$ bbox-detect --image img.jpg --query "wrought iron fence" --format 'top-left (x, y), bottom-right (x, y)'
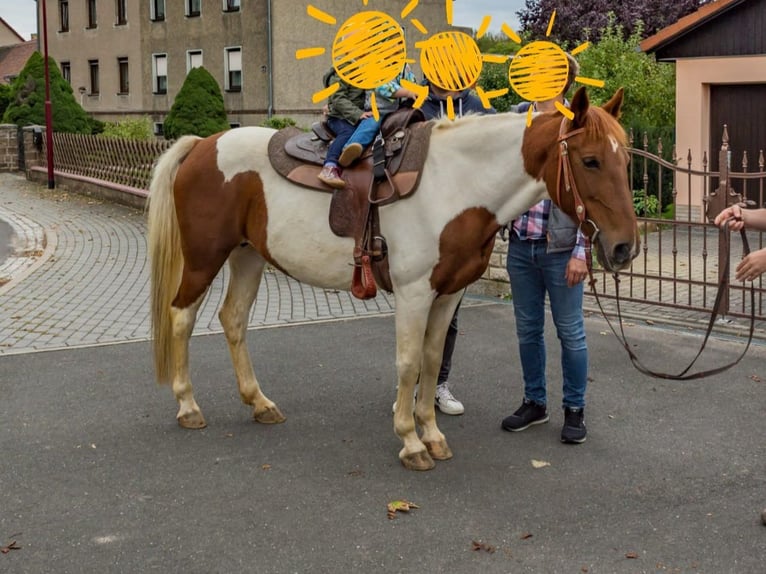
top-left (588, 126), bottom-right (766, 322)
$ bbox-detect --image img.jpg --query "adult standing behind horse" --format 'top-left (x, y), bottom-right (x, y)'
top-left (501, 54), bottom-right (592, 444)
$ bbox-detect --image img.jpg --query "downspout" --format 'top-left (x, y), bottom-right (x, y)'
top-left (267, 0), bottom-right (274, 119)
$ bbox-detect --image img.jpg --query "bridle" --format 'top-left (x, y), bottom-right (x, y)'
top-left (553, 120), bottom-right (754, 380)
top-left (554, 118), bottom-right (601, 245)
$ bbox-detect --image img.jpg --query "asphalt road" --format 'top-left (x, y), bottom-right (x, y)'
top-left (1, 304), bottom-right (764, 573)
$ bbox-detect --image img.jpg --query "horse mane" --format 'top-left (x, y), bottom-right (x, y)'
top-left (431, 113), bottom-right (484, 131)
top-left (577, 106), bottom-right (628, 146)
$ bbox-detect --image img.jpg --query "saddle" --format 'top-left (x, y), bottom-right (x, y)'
top-left (268, 108), bottom-right (433, 299)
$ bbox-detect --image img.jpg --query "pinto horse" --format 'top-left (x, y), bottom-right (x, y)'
top-left (147, 87), bottom-right (639, 471)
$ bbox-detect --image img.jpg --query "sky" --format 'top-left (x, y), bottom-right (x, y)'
top-left (1, 0), bottom-right (526, 43)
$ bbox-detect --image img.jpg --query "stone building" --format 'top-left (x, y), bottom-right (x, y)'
top-left (38, 0), bottom-right (449, 133)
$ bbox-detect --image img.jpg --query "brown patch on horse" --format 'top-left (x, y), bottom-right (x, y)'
top-left (171, 133), bottom-right (278, 307)
top-left (430, 207), bottom-right (500, 294)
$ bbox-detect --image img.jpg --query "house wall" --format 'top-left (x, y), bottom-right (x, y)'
top-left (675, 54), bottom-right (766, 220)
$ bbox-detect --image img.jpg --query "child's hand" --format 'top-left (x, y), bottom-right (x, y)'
top-left (360, 111), bottom-right (374, 119)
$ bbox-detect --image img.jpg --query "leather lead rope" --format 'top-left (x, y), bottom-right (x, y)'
top-left (589, 223), bottom-right (755, 380)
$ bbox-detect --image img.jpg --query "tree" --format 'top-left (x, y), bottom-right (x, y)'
top-left (0, 84), bottom-right (11, 119)
top-left (162, 67), bottom-right (229, 140)
top-left (2, 51), bottom-right (92, 133)
top-left (518, 0), bottom-right (713, 45)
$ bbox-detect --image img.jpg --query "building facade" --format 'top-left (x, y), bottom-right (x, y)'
top-left (39, 0), bottom-right (449, 133)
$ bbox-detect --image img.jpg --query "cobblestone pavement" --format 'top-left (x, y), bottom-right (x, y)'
top-left (1, 172), bottom-right (764, 357)
top-left (0, 173), bottom-right (396, 355)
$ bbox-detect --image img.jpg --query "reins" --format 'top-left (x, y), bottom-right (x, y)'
top-left (588, 223), bottom-right (755, 380)
top-left (554, 117), bottom-right (754, 379)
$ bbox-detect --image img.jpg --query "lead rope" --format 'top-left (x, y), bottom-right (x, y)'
top-left (588, 222), bottom-right (754, 380)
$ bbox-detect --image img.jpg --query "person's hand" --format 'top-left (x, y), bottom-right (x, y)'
top-left (714, 204), bottom-right (745, 231)
top-left (565, 257), bottom-right (589, 287)
top-left (321, 104), bottom-right (329, 116)
top-left (735, 247), bottom-right (766, 282)
top-left (360, 111), bottom-right (374, 119)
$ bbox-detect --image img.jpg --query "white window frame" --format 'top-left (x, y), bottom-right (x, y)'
top-left (224, 46), bottom-right (242, 92)
top-left (152, 53), bottom-right (168, 95)
top-left (116, 0), bottom-right (128, 25)
top-left (186, 0), bottom-right (201, 17)
top-left (150, 0), bottom-right (165, 21)
top-left (186, 50), bottom-right (203, 73)
top-left (153, 122), bottom-right (164, 136)
top-left (223, 0), bottom-right (240, 12)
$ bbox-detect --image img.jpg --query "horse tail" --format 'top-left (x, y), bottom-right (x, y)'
top-left (147, 135), bottom-right (201, 384)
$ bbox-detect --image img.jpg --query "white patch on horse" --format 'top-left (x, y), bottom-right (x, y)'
top-left (608, 134), bottom-right (620, 154)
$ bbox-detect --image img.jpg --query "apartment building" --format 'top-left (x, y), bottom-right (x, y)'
top-left (39, 0), bottom-right (449, 133)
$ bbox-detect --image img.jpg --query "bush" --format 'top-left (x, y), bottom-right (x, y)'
top-left (0, 84), bottom-right (11, 119)
top-left (162, 66), bottom-right (229, 140)
top-left (633, 189), bottom-right (660, 218)
top-left (2, 51), bottom-right (92, 133)
top-left (261, 116), bottom-right (297, 130)
top-left (100, 117), bottom-right (153, 140)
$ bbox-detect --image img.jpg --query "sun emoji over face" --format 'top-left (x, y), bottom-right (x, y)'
top-left (502, 10), bottom-right (605, 126)
top-left (297, 0), bottom-right (507, 121)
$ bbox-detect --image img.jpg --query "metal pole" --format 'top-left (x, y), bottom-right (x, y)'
top-left (41, 0), bottom-right (55, 189)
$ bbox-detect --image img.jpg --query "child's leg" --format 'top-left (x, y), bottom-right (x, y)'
top-left (345, 117), bottom-right (381, 149)
top-left (326, 117), bottom-right (357, 165)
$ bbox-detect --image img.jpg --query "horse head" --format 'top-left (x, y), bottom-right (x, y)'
top-left (524, 87), bottom-right (640, 272)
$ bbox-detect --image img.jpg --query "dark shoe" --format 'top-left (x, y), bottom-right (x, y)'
top-left (318, 165), bottom-right (345, 189)
top-left (501, 399), bottom-right (549, 432)
top-left (561, 407), bottom-right (587, 444)
top-left (338, 142), bottom-right (363, 167)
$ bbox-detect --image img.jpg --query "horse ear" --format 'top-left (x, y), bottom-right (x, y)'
top-left (569, 86), bottom-right (590, 129)
top-left (602, 88), bottom-right (624, 120)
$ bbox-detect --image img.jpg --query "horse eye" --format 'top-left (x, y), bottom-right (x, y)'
top-left (583, 157), bottom-right (600, 169)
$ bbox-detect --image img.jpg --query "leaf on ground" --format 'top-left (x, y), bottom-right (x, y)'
top-left (1, 540), bottom-right (21, 554)
top-left (387, 499), bottom-right (419, 519)
top-left (471, 540), bottom-right (496, 553)
top-left (261, 464), bottom-right (271, 470)
top-left (520, 532), bottom-right (533, 540)
top-left (625, 551), bottom-right (639, 559)
top-left (531, 459), bottom-right (550, 469)
top-left (750, 374), bottom-right (762, 382)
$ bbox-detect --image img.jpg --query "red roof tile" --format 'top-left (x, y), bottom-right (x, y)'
top-left (0, 41), bottom-right (37, 85)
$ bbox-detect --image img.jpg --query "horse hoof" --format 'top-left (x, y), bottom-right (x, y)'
top-left (254, 405), bottom-right (286, 424)
top-left (400, 449), bottom-right (435, 471)
top-left (424, 439), bottom-right (453, 461)
top-left (178, 411), bottom-right (207, 429)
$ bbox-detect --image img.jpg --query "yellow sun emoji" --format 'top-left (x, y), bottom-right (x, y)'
top-left (503, 10), bottom-right (605, 126)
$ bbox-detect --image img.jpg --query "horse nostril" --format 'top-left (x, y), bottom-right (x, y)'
top-left (613, 243), bottom-right (633, 265)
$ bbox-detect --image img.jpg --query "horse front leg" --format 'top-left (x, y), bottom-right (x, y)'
top-left (416, 292), bottom-right (462, 461)
top-left (393, 290), bottom-right (436, 471)
top-left (219, 246), bottom-right (285, 424)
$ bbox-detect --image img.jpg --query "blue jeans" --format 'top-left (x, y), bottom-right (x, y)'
top-left (345, 117), bottom-right (381, 149)
top-left (506, 235), bottom-right (588, 408)
top-left (325, 116), bottom-right (357, 165)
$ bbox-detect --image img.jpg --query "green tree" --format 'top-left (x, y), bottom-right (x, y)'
top-left (162, 67), bottom-right (229, 139)
top-left (0, 84), bottom-right (12, 119)
top-left (2, 51), bottom-right (91, 133)
top-left (100, 116), bottom-right (153, 140)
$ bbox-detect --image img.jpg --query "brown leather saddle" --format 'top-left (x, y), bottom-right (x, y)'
top-left (268, 108), bottom-right (433, 299)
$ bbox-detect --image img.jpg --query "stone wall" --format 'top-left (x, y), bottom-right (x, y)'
top-left (0, 124), bottom-right (19, 171)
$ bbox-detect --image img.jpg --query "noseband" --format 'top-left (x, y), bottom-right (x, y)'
top-left (554, 118), bottom-right (600, 244)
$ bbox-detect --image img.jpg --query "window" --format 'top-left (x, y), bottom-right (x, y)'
top-left (88, 60), bottom-right (99, 95)
top-left (153, 122), bottom-right (164, 137)
top-left (87, 0), bottom-right (97, 28)
top-left (224, 47), bottom-right (242, 92)
top-left (150, 0), bottom-right (165, 21)
top-left (186, 0), bottom-right (201, 17)
top-left (187, 50), bottom-right (203, 73)
top-left (116, 0), bottom-right (127, 25)
top-left (153, 54), bottom-right (168, 94)
top-left (58, 1), bottom-right (69, 32)
top-left (61, 62), bottom-right (71, 84)
top-left (223, 0), bottom-right (240, 12)
top-left (229, 122), bottom-right (241, 129)
top-left (118, 58), bottom-right (129, 94)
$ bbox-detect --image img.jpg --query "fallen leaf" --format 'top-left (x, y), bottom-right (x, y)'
top-left (471, 540), bottom-right (496, 553)
top-left (750, 374), bottom-right (762, 383)
top-left (1, 540), bottom-right (21, 554)
top-left (625, 552), bottom-right (639, 559)
top-left (261, 464), bottom-right (271, 470)
top-left (520, 532), bottom-right (533, 540)
top-left (645, 319), bottom-right (655, 325)
top-left (531, 459), bottom-right (550, 469)
top-left (224, 433), bottom-right (234, 438)
top-left (387, 499), bottom-right (419, 519)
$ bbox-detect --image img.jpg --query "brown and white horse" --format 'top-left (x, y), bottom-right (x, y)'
top-left (147, 87), bottom-right (639, 471)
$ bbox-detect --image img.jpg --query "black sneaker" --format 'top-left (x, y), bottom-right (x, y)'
top-left (561, 407), bottom-right (587, 444)
top-left (501, 399), bottom-right (549, 432)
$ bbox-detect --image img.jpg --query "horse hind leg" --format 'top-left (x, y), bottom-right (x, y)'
top-left (219, 245), bottom-right (285, 425)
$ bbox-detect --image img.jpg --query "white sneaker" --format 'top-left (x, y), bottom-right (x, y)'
top-left (435, 383), bottom-right (464, 415)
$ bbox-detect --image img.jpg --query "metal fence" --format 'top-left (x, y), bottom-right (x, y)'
top-left (588, 126), bottom-right (766, 322)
